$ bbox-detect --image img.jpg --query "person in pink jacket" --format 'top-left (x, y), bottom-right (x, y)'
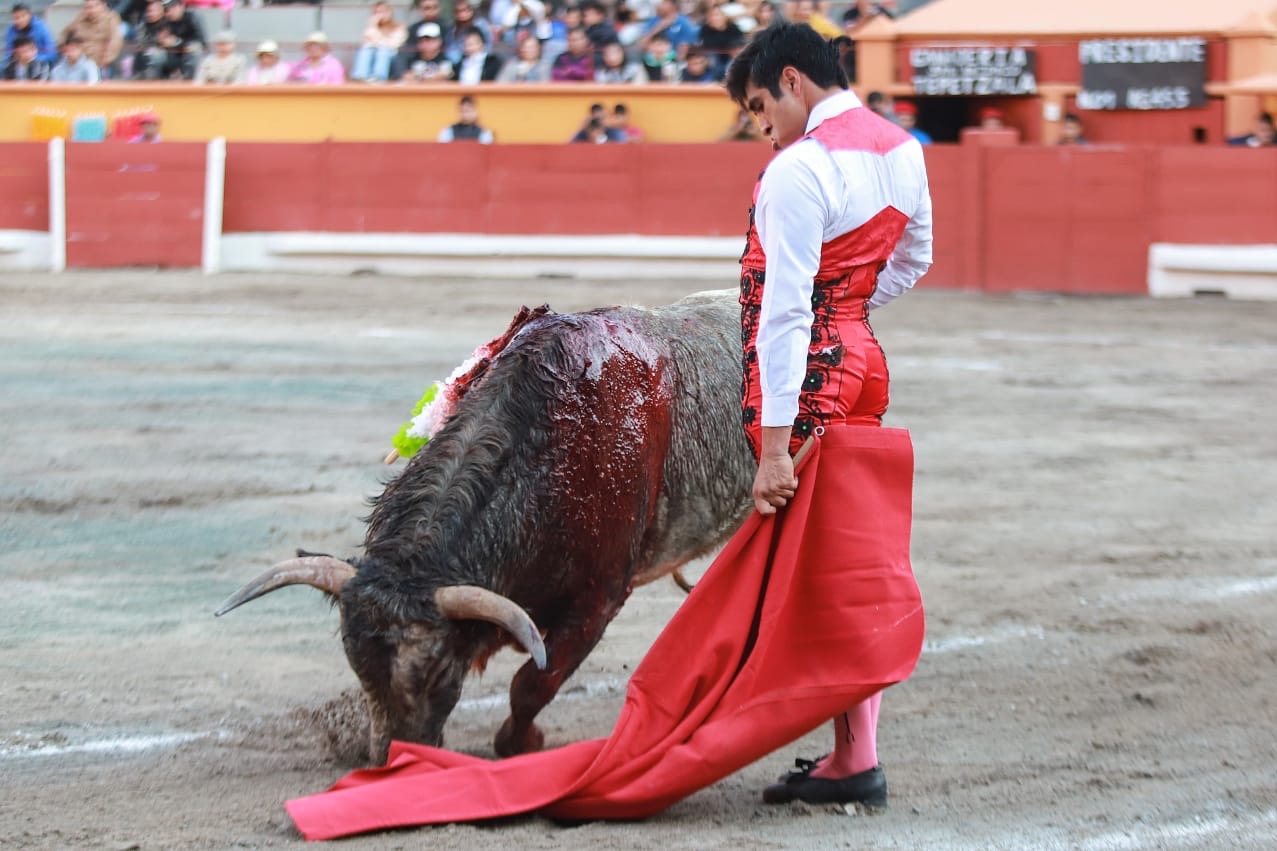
top-left (288, 31), bottom-right (345, 84)
top-left (351, 2), bottom-right (406, 82)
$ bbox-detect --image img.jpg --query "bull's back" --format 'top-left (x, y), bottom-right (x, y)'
top-left (627, 291), bottom-right (755, 582)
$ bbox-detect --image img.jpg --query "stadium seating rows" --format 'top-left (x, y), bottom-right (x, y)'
top-left (41, 0), bottom-right (416, 74)
top-left (37, 0), bottom-right (935, 80)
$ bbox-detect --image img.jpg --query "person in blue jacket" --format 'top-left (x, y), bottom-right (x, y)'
top-left (5, 2), bottom-right (58, 64)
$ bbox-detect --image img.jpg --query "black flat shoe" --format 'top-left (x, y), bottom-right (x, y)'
top-left (762, 763), bottom-right (887, 807)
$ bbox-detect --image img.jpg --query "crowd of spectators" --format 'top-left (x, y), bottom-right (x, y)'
top-left (1, 0), bottom-right (901, 85)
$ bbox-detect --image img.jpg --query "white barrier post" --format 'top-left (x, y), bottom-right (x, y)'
top-left (47, 137), bottom-right (66, 273)
top-left (202, 137), bottom-right (226, 275)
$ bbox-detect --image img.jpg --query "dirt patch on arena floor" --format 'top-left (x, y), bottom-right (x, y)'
top-left (1, 271), bottom-right (1275, 849)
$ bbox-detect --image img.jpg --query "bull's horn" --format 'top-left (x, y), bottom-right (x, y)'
top-left (434, 586), bottom-right (548, 671)
top-left (214, 556), bottom-right (356, 617)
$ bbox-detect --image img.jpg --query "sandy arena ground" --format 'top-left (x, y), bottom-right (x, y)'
top-left (1, 270), bottom-right (1275, 850)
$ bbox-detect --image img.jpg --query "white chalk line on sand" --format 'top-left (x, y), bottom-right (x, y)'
top-left (923, 624), bottom-right (1046, 654)
top-left (0, 730), bottom-right (227, 761)
top-left (1097, 573), bottom-right (1277, 607)
top-left (1071, 808), bottom-right (1277, 851)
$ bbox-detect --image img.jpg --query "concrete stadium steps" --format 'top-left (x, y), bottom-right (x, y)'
top-left (227, 5), bottom-right (321, 43)
top-left (317, 5), bottom-right (376, 45)
top-left (192, 6), bottom-right (232, 39)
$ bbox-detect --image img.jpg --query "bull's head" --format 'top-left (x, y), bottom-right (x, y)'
top-left (215, 556), bottom-right (546, 763)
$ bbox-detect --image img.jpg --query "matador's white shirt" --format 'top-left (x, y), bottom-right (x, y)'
top-left (754, 89), bottom-right (933, 427)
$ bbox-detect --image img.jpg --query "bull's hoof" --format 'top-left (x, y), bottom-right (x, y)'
top-left (494, 718), bottom-right (544, 757)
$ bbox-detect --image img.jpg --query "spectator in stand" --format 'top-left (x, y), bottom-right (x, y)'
top-left (614, 0), bottom-right (645, 45)
top-left (129, 0), bottom-right (167, 79)
top-left (115, 0), bottom-right (152, 42)
top-left (695, 4), bottom-right (743, 79)
top-left (128, 112), bottom-right (161, 142)
top-left (581, 0), bottom-right (617, 49)
top-left (866, 90), bottom-right (896, 122)
top-left (452, 28), bottom-right (500, 82)
top-left (718, 105), bottom-right (765, 141)
top-left (637, 0), bottom-right (696, 61)
top-left (288, 32), bottom-right (345, 84)
top-left (443, 0), bottom-right (491, 65)
top-left (979, 106), bottom-right (1004, 130)
top-left (437, 95), bottom-right (494, 143)
top-left (398, 0), bottom-right (448, 76)
top-left (894, 101), bottom-right (931, 145)
top-left (641, 31), bottom-right (678, 81)
top-left (541, 1), bottom-right (577, 60)
top-left (245, 39), bottom-right (289, 85)
top-left (154, 0), bottom-right (205, 80)
top-left (842, 0), bottom-right (893, 32)
top-left (594, 39), bottom-right (644, 83)
top-left (502, 0), bottom-right (550, 49)
top-left (716, 0), bottom-right (757, 32)
top-left (6, 2), bottom-right (57, 65)
top-left (550, 26), bottom-right (593, 81)
top-left (1227, 113), bottom-right (1274, 147)
top-left (184, 0), bottom-right (231, 12)
top-left (487, 0), bottom-right (511, 41)
top-left (572, 113), bottom-right (625, 143)
top-left (679, 46), bottom-right (715, 83)
top-left (400, 24), bottom-right (453, 82)
top-left (352, 1), bottom-right (406, 82)
top-left (2, 34), bottom-right (50, 79)
top-left (1058, 112), bottom-right (1089, 145)
top-left (789, 0), bottom-right (839, 39)
top-left (753, 1), bottom-right (779, 30)
top-left (609, 102), bottom-right (644, 140)
top-left (61, 0), bottom-right (121, 77)
top-left (830, 34), bottom-right (856, 80)
top-left (195, 30), bottom-right (245, 83)
top-left (497, 35), bottom-right (549, 81)
top-left (50, 34), bottom-right (99, 82)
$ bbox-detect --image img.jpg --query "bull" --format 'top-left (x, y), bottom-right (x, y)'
top-left (216, 290), bottom-right (754, 761)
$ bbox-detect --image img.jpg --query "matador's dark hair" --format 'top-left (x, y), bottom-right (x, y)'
top-left (725, 22), bottom-right (848, 106)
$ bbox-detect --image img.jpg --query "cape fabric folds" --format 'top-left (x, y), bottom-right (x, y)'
top-left (287, 426), bottom-right (925, 841)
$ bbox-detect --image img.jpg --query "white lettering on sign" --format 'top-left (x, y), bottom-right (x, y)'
top-left (1125, 86), bottom-right (1192, 110)
top-left (1078, 37), bottom-right (1206, 65)
top-left (1076, 89), bottom-right (1119, 110)
top-left (909, 46), bottom-right (1037, 97)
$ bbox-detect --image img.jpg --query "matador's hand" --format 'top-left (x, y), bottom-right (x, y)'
top-left (752, 452), bottom-right (797, 515)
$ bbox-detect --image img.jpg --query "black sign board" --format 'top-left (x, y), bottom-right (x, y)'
top-left (1077, 38), bottom-right (1207, 110)
top-left (910, 47), bottom-right (1038, 97)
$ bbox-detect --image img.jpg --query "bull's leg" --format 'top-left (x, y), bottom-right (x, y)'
top-left (495, 598), bottom-right (626, 757)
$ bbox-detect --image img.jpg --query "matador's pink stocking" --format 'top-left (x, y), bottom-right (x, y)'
top-left (811, 692), bottom-right (882, 779)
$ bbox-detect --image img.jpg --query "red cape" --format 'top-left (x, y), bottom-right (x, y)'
top-left (287, 426), bottom-right (924, 840)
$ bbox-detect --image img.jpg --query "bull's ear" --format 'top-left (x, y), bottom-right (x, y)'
top-left (434, 586), bottom-right (548, 670)
top-left (215, 556), bottom-right (356, 616)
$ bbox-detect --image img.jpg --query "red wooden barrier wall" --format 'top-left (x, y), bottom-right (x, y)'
top-left (923, 144), bottom-right (1277, 294)
top-left (65, 142), bottom-right (205, 268)
top-left (0, 143), bottom-right (49, 232)
top-left (222, 143), bottom-right (773, 237)
top-left (12, 141), bottom-right (1277, 287)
